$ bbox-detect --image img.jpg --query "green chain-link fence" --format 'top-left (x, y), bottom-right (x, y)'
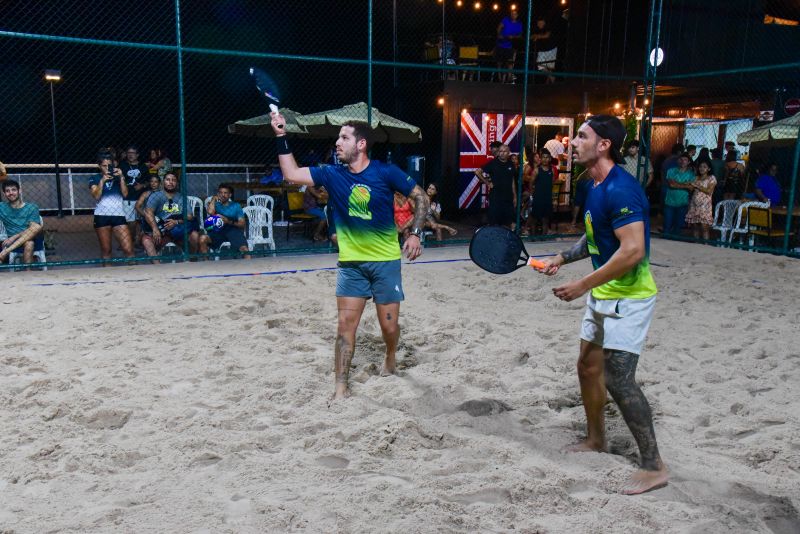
top-left (1, 0), bottom-right (798, 270)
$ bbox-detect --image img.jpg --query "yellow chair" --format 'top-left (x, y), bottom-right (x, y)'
top-left (747, 206), bottom-right (792, 247)
top-left (459, 46), bottom-right (480, 81)
top-left (285, 191), bottom-right (316, 241)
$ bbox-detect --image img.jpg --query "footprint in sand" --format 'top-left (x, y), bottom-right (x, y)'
top-left (456, 398), bottom-right (513, 417)
top-left (444, 488), bottom-right (512, 505)
top-left (315, 455), bottom-right (349, 469)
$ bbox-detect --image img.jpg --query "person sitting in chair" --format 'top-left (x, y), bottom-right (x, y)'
top-left (205, 183), bottom-right (251, 259)
top-left (303, 184), bottom-right (330, 242)
top-left (0, 180), bottom-right (44, 266)
top-left (423, 183), bottom-right (457, 240)
top-left (142, 172), bottom-right (206, 262)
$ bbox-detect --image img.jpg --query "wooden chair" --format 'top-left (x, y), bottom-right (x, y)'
top-left (285, 191), bottom-right (316, 241)
top-left (747, 206), bottom-right (793, 247)
top-left (459, 46), bottom-right (480, 81)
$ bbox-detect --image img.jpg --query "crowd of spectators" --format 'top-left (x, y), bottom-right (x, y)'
top-left (425, 5), bottom-right (568, 84)
top-left (651, 139), bottom-right (787, 242)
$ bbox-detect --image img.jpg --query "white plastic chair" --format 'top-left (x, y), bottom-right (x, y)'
top-left (711, 200), bottom-right (740, 244)
top-left (186, 196), bottom-right (203, 223)
top-left (247, 194), bottom-right (274, 212)
top-left (729, 200), bottom-right (769, 246)
top-left (243, 205), bottom-right (275, 252)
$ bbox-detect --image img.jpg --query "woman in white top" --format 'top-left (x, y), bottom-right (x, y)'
top-left (424, 183), bottom-right (457, 241)
top-left (89, 154), bottom-right (134, 263)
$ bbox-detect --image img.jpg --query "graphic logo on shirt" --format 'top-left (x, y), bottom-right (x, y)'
top-left (104, 180), bottom-right (114, 191)
top-left (161, 199), bottom-right (181, 215)
top-left (613, 206), bottom-right (633, 220)
top-left (584, 211), bottom-right (600, 255)
top-left (348, 184), bottom-right (372, 220)
top-left (126, 167), bottom-right (142, 186)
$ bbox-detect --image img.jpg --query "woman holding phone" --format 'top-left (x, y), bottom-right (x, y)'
top-left (89, 153), bottom-right (135, 264)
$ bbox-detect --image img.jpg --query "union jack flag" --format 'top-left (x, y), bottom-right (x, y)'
top-left (458, 112), bottom-right (522, 210)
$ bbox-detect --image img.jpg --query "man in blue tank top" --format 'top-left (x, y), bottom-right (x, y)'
top-left (539, 115), bottom-right (668, 495)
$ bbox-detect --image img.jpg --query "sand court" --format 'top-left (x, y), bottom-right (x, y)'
top-left (0, 241), bottom-right (799, 532)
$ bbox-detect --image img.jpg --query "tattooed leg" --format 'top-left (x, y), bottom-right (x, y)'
top-left (376, 302), bottom-right (401, 376)
top-left (604, 349), bottom-right (669, 494)
top-left (333, 297), bottom-right (367, 400)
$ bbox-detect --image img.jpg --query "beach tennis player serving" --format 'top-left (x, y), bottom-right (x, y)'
top-left (537, 115), bottom-right (669, 495)
top-left (270, 112), bottom-right (429, 401)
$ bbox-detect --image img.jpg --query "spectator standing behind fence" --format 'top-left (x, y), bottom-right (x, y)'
top-left (724, 141), bottom-right (739, 162)
top-left (475, 143), bottom-right (517, 228)
top-left (544, 132), bottom-right (566, 164)
top-left (0, 180), bottom-right (44, 265)
top-left (120, 145), bottom-right (150, 248)
top-left (709, 148), bottom-right (725, 206)
top-left (754, 163), bottom-right (781, 206)
top-left (722, 152), bottom-right (746, 200)
top-left (494, 7), bottom-right (523, 83)
top-left (205, 183), bottom-right (251, 259)
top-left (570, 169), bottom-right (592, 230)
top-left (527, 149), bottom-right (557, 235)
top-left (685, 160), bottom-right (717, 241)
top-left (90, 155), bottom-right (134, 264)
top-left (620, 140), bottom-right (653, 190)
top-left (147, 148), bottom-right (172, 179)
top-left (142, 172), bottom-right (207, 261)
top-left (663, 153), bottom-right (695, 236)
top-left (532, 17), bottom-right (557, 83)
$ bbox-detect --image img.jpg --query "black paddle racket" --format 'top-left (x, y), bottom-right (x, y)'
top-left (469, 225), bottom-right (546, 274)
top-left (250, 67), bottom-right (282, 128)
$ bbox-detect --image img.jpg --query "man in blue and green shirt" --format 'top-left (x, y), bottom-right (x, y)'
top-left (540, 115), bottom-right (668, 495)
top-left (271, 115), bottom-right (429, 401)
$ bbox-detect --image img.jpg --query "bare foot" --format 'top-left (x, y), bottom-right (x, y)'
top-left (621, 466), bottom-right (669, 495)
top-left (380, 360), bottom-right (396, 377)
top-left (447, 227), bottom-right (457, 236)
top-left (563, 439), bottom-right (606, 453)
top-left (329, 383), bottom-right (351, 402)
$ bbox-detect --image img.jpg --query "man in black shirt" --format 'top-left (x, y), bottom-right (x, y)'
top-left (119, 145), bottom-right (150, 245)
top-left (475, 143), bottom-right (517, 228)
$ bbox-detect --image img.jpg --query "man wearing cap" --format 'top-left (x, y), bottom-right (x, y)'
top-left (539, 115), bottom-right (668, 495)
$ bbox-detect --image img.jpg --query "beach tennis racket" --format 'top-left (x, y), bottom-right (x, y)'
top-left (469, 226), bottom-right (546, 274)
top-left (250, 67), bottom-right (283, 129)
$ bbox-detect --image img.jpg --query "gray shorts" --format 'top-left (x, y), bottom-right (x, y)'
top-left (580, 294), bottom-right (656, 355)
top-left (122, 200), bottom-right (138, 222)
top-left (336, 260), bottom-right (404, 304)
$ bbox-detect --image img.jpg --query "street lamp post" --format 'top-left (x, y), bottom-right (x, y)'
top-left (45, 69), bottom-right (63, 218)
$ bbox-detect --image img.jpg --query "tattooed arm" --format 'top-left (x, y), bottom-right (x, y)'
top-left (540, 234), bottom-right (589, 276)
top-left (402, 185), bottom-right (429, 261)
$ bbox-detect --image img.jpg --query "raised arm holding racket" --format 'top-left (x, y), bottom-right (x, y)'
top-left (263, 73), bottom-right (429, 401)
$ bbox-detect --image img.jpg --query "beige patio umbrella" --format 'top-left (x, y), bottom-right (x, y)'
top-left (737, 113), bottom-right (800, 144)
top-left (227, 107), bottom-right (320, 138)
top-left (295, 102), bottom-right (422, 144)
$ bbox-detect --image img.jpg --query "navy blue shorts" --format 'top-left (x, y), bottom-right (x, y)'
top-left (93, 215), bottom-right (127, 228)
top-left (336, 260), bottom-right (404, 304)
top-left (1, 235), bottom-right (44, 252)
top-left (209, 226), bottom-right (248, 250)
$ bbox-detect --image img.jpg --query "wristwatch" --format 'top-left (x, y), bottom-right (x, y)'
top-left (410, 227), bottom-right (423, 239)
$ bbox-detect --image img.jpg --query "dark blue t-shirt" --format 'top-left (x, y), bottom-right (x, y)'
top-left (309, 161), bottom-right (416, 261)
top-left (583, 165), bottom-right (657, 299)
